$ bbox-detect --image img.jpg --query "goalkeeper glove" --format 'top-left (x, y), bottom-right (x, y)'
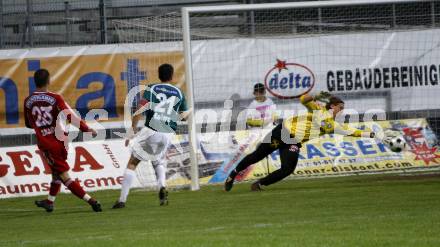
top-left (314, 91), bottom-right (331, 102)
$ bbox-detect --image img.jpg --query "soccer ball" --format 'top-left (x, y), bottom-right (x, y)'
top-left (387, 136), bottom-right (407, 152)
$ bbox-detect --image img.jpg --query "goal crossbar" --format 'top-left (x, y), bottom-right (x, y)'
top-left (182, 0), bottom-right (431, 14)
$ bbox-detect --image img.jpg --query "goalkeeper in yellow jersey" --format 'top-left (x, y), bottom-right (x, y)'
top-left (224, 91), bottom-right (376, 191)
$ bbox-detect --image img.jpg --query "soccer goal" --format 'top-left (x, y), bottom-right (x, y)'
top-left (113, 0), bottom-right (439, 191)
top-left (181, 0), bottom-right (440, 189)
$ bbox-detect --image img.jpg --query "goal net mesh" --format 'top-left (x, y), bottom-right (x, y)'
top-left (114, 1), bottom-right (440, 187)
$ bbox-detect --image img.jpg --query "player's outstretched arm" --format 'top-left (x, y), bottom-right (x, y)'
top-left (350, 129), bottom-right (376, 138)
top-left (124, 113), bottom-right (143, 147)
top-left (125, 99), bottom-right (149, 146)
top-left (299, 92), bottom-right (314, 105)
top-left (300, 91), bottom-right (330, 104)
top-left (55, 94), bottom-right (93, 134)
top-left (335, 122), bottom-right (375, 138)
top-left (132, 98), bottom-right (149, 133)
top-left (300, 91), bottom-right (330, 111)
top-left (131, 112), bottom-right (143, 133)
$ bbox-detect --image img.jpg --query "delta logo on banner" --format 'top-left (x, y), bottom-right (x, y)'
top-left (264, 59), bottom-right (315, 99)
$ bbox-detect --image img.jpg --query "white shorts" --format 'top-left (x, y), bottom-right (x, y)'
top-left (129, 127), bottom-right (170, 163)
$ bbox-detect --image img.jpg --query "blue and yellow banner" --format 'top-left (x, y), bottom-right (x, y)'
top-left (197, 118), bottom-right (440, 183)
top-left (0, 45), bottom-right (184, 128)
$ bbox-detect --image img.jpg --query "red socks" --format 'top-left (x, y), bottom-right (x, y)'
top-left (49, 181), bottom-right (62, 196)
top-left (64, 178), bottom-right (86, 199)
top-left (47, 180), bottom-right (62, 204)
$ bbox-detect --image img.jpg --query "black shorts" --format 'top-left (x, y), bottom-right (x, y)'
top-left (262, 124), bottom-right (302, 150)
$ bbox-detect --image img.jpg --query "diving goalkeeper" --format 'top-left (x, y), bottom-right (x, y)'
top-left (224, 91), bottom-right (376, 191)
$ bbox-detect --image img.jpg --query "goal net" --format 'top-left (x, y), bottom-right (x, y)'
top-left (113, 14), bottom-right (190, 190)
top-left (182, 0), bottom-right (440, 186)
top-left (114, 0), bottom-right (440, 190)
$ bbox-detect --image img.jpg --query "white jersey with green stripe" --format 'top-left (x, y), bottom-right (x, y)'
top-left (143, 83), bottom-right (188, 133)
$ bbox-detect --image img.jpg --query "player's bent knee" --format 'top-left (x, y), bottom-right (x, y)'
top-left (59, 172), bottom-right (71, 182)
top-left (52, 173), bottom-right (61, 181)
top-left (282, 166), bottom-right (295, 176)
top-left (127, 163), bottom-right (138, 170)
top-left (127, 155), bottom-right (141, 170)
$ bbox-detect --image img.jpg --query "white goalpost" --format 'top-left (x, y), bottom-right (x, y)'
top-left (182, 12), bottom-right (200, 191)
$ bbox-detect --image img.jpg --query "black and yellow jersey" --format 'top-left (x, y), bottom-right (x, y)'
top-left (282, 95), bottom-right (371, 144)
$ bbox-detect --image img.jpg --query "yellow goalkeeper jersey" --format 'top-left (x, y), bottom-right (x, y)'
top-left (282, 95), bottom-right (369, 144)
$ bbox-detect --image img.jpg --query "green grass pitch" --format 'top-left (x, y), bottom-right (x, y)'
top-left (0, 173), bottom-right (439, 247)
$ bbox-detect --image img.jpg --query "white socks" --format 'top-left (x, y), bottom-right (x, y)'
top-left (119, 169), bottom-right (136, 203)
top-left (82, 194), bottom-right (91, 202)
top-left (155, 164), bottom-right (166, 189)
top-left (48, 195), bottom-right (56, 202)
top-left (119, 163), bottom-right (166, 203)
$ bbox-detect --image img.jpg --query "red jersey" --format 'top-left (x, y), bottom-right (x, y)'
top-left (24, 91), bottom-right (90, 151)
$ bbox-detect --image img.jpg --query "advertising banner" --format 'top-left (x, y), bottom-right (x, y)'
top-left (2, 29), bottom-right (440, 129)
top-left (204, 118), bottom-right (440, 182)
top-left (0, 44), bottom-right (184, 128)
top-left (0, 140), bottom-right (130, 198)
top-left (191, 29), bottom-right (440, 111)
top-left (1, 118), bottom-right (439, 199)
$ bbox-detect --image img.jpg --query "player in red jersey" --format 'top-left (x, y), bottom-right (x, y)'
top-left (24, 69), bottom-right (102, 212)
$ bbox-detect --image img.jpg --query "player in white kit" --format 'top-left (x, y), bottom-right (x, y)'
top-left (113, 64), bottom-right (189, 208)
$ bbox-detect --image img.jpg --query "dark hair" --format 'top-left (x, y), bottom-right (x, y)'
top-left (325, 96), bottom-right (344, 110)
top-left (253, 83), bottom-right (265, 93)
top-left (158, 64), bottom-right (174, 82)
top-left (34, 69), bottom-right (50, 88)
